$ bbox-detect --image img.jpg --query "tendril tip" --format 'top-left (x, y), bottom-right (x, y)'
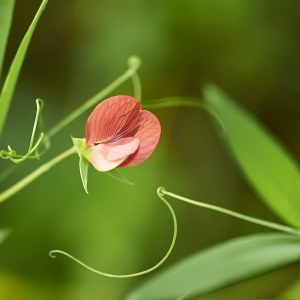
top-left (157, 186), bottom-right (166, 196)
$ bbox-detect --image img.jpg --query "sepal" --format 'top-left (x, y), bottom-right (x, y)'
top-left (106, 168), bottom-right (134, 185)
top-left (72, 137), bottom-right (89, 193)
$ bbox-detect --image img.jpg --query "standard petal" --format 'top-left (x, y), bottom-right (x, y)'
top-left (86, 96), bottom-right (141, 145)
top-left (88, 145), bottom-right (128, 172)
top-left (98, 137), bottom-right (140, 161)
top-left (118, 110), bottom-right (161, 167)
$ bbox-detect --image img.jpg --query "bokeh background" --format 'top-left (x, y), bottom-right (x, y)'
top-left (1, 0), bottom-right (300, 299)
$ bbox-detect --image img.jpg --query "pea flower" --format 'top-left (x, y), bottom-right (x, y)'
top-left (73, 95), bottom-right (161, 191)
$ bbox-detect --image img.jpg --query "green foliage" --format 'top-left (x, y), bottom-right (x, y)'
top-left (0, 0), bottom-right (48, 137)
top-left (0, 0), bottom-right (14, 81)
top-left (125, 233), bottom-right (300, 300)
top-left (1, 1), bottom-right (300, 299)
top-left (204, 85), bottom-right (300, 228)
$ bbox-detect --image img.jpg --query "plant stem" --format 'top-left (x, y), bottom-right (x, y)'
top-left (131, 72), bottom-right (142, 101)
top-left (143, 97), bottom-right (226, 134)
top-left (0, 147), bottom-right (77, 204)
top-left (159, 188), bottom-right (300, 237)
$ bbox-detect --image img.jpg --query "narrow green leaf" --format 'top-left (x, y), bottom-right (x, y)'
top-left (0, 228), bottom-right (10, 245)
top-left (204, 85), bottom-right (300, 228)
top-left (106, 169), bottom-right (134, 185)
top-left (125, 233), bottom-right (300, 300)
top-left (0, 0), bottom-right (48, 137)
top-left (0, 0), bottom-right (14, 80)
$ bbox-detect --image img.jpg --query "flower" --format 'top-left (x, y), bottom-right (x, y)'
top-left (82, 95), bottom-right (161, 172)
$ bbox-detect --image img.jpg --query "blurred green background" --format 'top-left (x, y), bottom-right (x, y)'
top-left (1, 0), bottom-right (300, 299)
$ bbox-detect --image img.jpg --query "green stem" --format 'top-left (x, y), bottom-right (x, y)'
top-left (45, 56), bottom-right (141, 140)
top-left (49, 187), bottom-right (177, 278)
top-left (131, 71), bottom-right (142, 101)
top-left (143, 97), bottom-right (226, 134)
top-left (0, 147), bottom-right (77, 204)
top-left (158, 187), bottom-right (300, 237)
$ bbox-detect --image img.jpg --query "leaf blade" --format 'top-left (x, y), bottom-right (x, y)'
top-left (0, 0), bottom-right (48, 137)
top-left (125, 233), bottom-right (300, 300)
top-left (0, 0), bottom-right (14, 81)
top-left (204, 85), bottom-right (300, 228)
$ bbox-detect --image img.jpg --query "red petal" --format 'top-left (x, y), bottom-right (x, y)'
top-left (118, 110), bottom-right (161, 167)
top-left (86, 96), bottom-right (141, 145)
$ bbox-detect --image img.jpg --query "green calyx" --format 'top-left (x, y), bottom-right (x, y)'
top-left (72, 137), bottom-right (90, 194)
